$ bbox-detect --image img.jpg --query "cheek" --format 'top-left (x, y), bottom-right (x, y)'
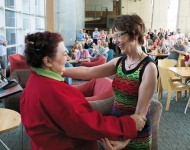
top-left (57, 57), bottom-right (66, 65)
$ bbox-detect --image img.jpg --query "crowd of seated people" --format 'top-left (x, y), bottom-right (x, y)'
top-left (144, 28), bottom-right (190, 52)
top-left (66, 28), bottom-right (116, 65)
top-left (69, 27), bottom-right (190, 68)
top-left (142, 28), bottom-right (190, 67)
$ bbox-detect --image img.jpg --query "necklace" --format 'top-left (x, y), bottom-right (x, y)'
top-left (126, 51), bottom-right (144, 69)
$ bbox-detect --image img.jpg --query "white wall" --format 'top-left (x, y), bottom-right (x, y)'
top-left (121, 0), bottom-right (170, 31)
top-left (85, 0), bottom-right (113, 11)
top-left (54, 0), bottom-right (85, 46)
top-left (177, 0), bottom-right (190, 36)
top-left (121, 0), bottom-right (152, 29)
top-left (152, 0), bottom-right (169, 31)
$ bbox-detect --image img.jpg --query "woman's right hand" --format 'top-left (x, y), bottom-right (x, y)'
top-left (98, 138), bottom-right (130, 150)
top-left (130, 114), bottom-right (146, 131)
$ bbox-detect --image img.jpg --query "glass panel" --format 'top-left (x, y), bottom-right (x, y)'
top-left (7, 47), bottom-right (16, 60)
top-left (23, 14), bottom-right (30, 30)
top-left (35, 0), bottom-right (39, 15)
top-left (35, 17), bottom-right (45, 31)
top-left (6, 29), bottom-right (16, 45)
top-left (5, 0), bottom-right (15, 9)
top-left (5, 10), bottom-right (16, 27)
top-left (35, 0), bottom-right (45, 16)
top-left (22, 0), bottom-right (30, 13)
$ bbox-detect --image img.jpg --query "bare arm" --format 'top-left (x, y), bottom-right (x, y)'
top-left (63, 57), bottom-right (120, 80)
top-left (78, 58), bottom-right (90, 62)
top-left (175, 49), bottom-right (187, 55)
top-left (169, 48), bottom-right (176, 52)
top-left (135, 62), bottom-right (157, 116)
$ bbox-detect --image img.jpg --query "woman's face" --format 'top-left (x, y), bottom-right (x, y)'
top-left (113, 30), bottom-right (136, 54)
top-left (101, 30), bottom-right (104, 34)
top-left (48, 42), bottom-right (68, 75)
top-left (77, 43), bottom-right (83, 50)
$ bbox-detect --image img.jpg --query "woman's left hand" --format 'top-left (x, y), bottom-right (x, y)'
top-left (98, 138), bottom-right (130, 150)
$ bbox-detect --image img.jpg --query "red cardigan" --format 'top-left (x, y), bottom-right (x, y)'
top-left (20, 71), bottom-right (137, 150)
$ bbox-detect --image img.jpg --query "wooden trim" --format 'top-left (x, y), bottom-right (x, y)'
top-left (46, 0), bottom-right (54, 32)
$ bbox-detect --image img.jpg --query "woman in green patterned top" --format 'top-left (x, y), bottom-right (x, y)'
top-left (64, 14), bottom-right (157, 150)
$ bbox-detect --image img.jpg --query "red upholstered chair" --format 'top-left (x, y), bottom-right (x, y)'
top-left (72, 77), bottom-right (114, 115)
top-left (72, 77), bottom-right (114, 101)
top-left (8, 54), bottom-right (30, 74)
top-left (81, 55), bottom-right (107, 67)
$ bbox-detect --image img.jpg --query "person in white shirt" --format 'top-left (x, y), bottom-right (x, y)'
top-left (0, 35), bottom-right (7, 77)
top-left (188, 32), bottom-right (190, 42)
top-left (175, 29), bottom-right (184, 43)
top-left (92, 28), bottom-right (100, 45)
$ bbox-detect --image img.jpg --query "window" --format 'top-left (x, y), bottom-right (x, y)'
top-left (35, 17), bottom-right (45, 31)
top-left (5, 10), bottom-right (16, 27)
top-left (35, 0), bottom-right (45, 16)
top-left (22, 0), bottom-right (30, 13)
top-left (23, 14), bottom-right (30, 30)
top-left (7, 47), bottom-right (16, 58)
top-left (6, 29), bottom-right (16, 45)
top-left (5, 0), bottom-right (15, 9)
top-left (168, 0), bottom-right (179, 31)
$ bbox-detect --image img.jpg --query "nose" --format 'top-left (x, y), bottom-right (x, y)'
top-left (115, 39), bottom-right (120, 45)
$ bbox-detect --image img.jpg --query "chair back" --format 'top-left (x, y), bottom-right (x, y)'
top-left (4, 69), bottom-right (31, 112)
top-left (158, 59), bottom-right (179, 80)
top-left (158, 66), bottom-right (169, 91)
top-left (150, 99), bottom-right (163, 150)
top-left (97, 99), bottom-right (163, 150)
top-left (158, 59), bottom-right (174, 68)
top-left (107, 49), bottom-right (114, 62)
top-left (177, 54), bottom-right (185, 67)
top-left (81, 55), bottom-right (106, 67)
top-left (8, 54), bottom-right (30, 74)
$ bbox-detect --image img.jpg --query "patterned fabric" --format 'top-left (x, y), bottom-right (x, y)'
top-left (111, 56), bottom-right (154, 150)
top-left (89, 96), bottom-right (114, 116)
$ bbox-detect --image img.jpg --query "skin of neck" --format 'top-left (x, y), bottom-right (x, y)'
top-left (126, 44), bottom-right (143, 62)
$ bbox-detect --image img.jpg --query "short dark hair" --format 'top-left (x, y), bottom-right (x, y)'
top-left (112, 13), bottom-right (145, 45)
top-left (24, 31), bottom-right (63, 67)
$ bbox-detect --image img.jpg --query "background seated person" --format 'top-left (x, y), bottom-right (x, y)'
top-left (185, 55), bottom-right (190, 67)
top-left (84, 36), bottom-right (89, 49)
top-left (98, 30), bottom-right (106, 43)
top-left (157, 37), bottom-right (168, 54)
top-left (184, 37), bottom-right (190, 66)
top-left (183, 37), bottom-right (190, 50)
top-left (75, 43), bottom-right (90, 66)
top-left (152, 36), bottom-right (160, 50)
top-left (165, 35), bottom-right (174, 49)
top-left (87, 35), bottom-right (93, 48)
top-left (167, 38), bottom-right (187, 66)
top-left (103, 42), bottom-right (109, 53)
top-left (71, 40), bottom-right (79, 59)
top-left (91, 42), bottom-right (107, 59)
top-left (147, 35), bottom-right (153, 47)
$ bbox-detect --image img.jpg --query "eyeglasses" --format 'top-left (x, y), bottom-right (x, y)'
top-left (113, 31), bottom-right (128, 40)
top-left (63, 50), bottom-right (68, 56)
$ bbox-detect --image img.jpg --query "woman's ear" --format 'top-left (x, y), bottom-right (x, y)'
top-left (135, 35), bottom-right (139, 40)
top-left (42, 56), bottom-right (52, 67)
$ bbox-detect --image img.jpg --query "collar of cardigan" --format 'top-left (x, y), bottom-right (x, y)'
top-left (31, 67), bottom-right (64, 82)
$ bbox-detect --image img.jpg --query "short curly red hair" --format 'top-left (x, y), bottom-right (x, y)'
top-left (24, 31), bottom-right (63, 67)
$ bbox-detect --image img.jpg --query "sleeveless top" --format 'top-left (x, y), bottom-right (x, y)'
top-left (112, 56), bottom-right (155, 150)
